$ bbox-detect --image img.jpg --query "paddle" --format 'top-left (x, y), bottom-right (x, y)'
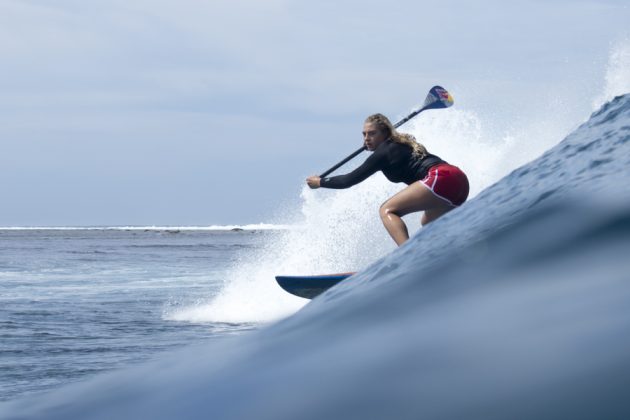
top-left (319, 86), bottom-right (454, 178)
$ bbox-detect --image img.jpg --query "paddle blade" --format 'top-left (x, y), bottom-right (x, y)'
top-left (422, 86), bottom-right (454, 111)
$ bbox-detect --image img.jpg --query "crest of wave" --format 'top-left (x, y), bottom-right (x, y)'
top-left (593, 38), bottom-right (630, 110)
top-left (168, 103), bottom-right (564, 324)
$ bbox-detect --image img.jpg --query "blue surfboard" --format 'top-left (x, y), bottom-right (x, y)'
top-left (275, 273), bottom-right (355, 299)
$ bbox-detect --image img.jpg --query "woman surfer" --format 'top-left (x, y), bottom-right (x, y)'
top-left (306, 113), bottom-right (469, 246)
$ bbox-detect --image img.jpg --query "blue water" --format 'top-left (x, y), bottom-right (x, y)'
top-left (0, 229), bottom-right (269, 401)
top-left (1, 92), bottom-right (628, 419)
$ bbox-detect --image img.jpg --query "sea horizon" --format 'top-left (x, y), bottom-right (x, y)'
top-left (0, 223), bottom-right (296, 231)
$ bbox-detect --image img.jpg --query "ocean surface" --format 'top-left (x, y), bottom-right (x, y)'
top-left (1, 89), bottom-right (628, 419)
top-left (0, 228), bottom-right (274, 401)
top-left (1, 38), bottom-right (629, 417)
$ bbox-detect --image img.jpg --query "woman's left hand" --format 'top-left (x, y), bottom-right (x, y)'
top-left (306, 176), bottom-right (321, 189)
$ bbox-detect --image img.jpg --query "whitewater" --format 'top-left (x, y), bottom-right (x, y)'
top-left (1, 41), bottom-right (629, 418)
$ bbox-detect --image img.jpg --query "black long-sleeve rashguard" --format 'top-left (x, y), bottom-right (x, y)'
top-left (320, 139), bottom-right (446, 189)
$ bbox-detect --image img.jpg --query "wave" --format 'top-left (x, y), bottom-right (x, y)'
top-left (2, 37), bottom-right (630, 420)
top-left (3, 91), bottom-right (629, 420)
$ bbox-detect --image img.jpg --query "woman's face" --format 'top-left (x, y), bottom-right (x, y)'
top-left (363, 122), bottom-right (388, 151)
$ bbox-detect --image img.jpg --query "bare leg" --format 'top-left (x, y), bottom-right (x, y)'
top-left (379, 182), bottom-right (454, 246)
top-left (421, 207), bottom-right (453, 225)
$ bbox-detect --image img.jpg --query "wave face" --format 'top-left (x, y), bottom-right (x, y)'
top-left (1, 89), bottom-right (629, 419)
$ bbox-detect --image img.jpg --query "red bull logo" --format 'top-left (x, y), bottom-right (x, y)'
top-left (423, 86), bottom-right (454, 110)
top-left (435, 87), bottom-right (454, 104)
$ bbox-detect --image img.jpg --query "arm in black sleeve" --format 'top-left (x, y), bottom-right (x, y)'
top-left (319, 150), bottom-right (385, 189)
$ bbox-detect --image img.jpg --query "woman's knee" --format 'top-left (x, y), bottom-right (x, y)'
top-left (379, 201), bottom-right (399, 220)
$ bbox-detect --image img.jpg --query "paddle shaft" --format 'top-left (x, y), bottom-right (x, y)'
top-left (318, 105), bottom-right (430, 178)
top-left (319, 146), bottom-right (365, 178)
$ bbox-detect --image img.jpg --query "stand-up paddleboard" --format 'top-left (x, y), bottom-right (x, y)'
top-left (275, 273), bottom-right (355, 299)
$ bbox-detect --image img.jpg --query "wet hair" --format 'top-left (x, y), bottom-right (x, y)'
top-left (365, 113), bottom-right (428, 158)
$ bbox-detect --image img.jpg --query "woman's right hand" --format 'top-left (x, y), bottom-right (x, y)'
top-left (306, 176), bottom-right (321, 189)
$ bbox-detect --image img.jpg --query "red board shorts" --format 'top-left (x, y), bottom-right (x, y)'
top-left (420, 163), bottom-right (469, 207)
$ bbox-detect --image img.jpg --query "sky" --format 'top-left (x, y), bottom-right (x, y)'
top-left (0, 0), bottom-right (629, 226)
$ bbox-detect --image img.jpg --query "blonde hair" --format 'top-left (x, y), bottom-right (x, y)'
top-left (365, 113), bottom-right (428, 158)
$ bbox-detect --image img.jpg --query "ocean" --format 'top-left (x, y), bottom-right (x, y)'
top-left (1, 38), bottom-right (629, 418)
top-left (1, 90), bottom-right (628, 419)
top-left (0, 227), bottom-right (274, 401)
